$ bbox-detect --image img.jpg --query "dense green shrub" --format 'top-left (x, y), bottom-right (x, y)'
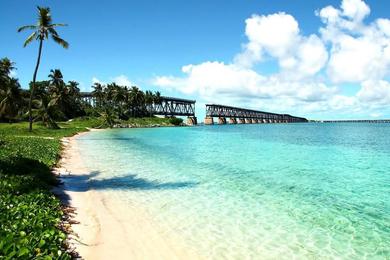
top-left (169, 117), bottom-right (183, 126)
top-left (0, 122), bottom-right (92, 259)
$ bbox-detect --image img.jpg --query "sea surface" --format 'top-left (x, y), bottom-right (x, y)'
top-left (76, 123), bottom-right (389, 259)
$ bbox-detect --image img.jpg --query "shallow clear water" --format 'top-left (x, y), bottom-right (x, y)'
top-left (76, 123), bottom-right (390, 259)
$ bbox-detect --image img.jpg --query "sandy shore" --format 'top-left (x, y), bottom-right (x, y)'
top-left (54, 130), bottom-right (201, 260)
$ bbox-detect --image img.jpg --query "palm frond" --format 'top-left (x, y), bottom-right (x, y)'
top-left (47, 27), bottom-right (59, 36)
top-left (23, 32), bottom-right (37, 47)
top-left (51, 34), bottom-right (69, 48)
top-left (17, 25), bottom-right (37, 32)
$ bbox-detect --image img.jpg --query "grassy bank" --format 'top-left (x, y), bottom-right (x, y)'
top-left (0, 116), bottom-right (176, 258)
top-left (0, 119), bottom-right (99, 259)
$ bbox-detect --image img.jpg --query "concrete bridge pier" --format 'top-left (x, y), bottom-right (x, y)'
top-left (238, 118), bottom-right (246, 124)
top-left (245, 118), bottom-right (252, 124)
top-left (229, 118), bottom-right (237, 124)
top-left (204, 116), bottom-right (214, 125)
top-left (218, 117), bottom-right (227, 124)
top-left (253, 119), bottom-right (258, 124)
top-left (186, 116), bottom-right (197, 125)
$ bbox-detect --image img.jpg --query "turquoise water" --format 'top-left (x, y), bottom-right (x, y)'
top-left (76, 123), bottom-right (390, 259)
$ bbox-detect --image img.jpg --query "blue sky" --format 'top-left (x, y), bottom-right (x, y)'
top-left (1, 0), bottom-right (390, 120)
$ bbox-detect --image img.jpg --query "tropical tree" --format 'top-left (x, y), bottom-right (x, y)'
top-left (92, 82), bottom-right (104, 108)
top-left (48, 69), bottom-right (65, 93)
top-left (67, 81), bottom-right (80, 97)
top-left (0, 78), bottom-right (22, 121)
top-left (0, 58), bottom-right (21, 122)
top-left (48, 69), bottom-right (66, 115)
top-left (18, 6), bottom-right (68, 131)
top-left (128, 86), bottom-right (144, 117)
top-left (154, 91), bottom-right (162, 105)
top-left (30, 81), bottom-right (59, 128)
top-left (0, 58), bottom-right (16, 86)
top-left (144, 90), bottom-right (154, 116)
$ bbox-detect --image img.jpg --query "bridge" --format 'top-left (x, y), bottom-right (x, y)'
top-left (320, 119), bottom-right (390, 123)
top-left (205, 104), bottom-right (307, 124)
top-left (80, 92), bottom-right (197, 125)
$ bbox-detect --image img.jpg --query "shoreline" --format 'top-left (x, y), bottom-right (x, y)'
top-left (54, 129), bottom-right (201, 259)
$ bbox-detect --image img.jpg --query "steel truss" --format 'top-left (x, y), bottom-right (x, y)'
top-left (205, 104), bottom-right (307, 123)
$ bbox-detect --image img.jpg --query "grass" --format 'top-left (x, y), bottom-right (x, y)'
top-left (0, 118), bottom-right (102, 259)
top-left (0, 116), bottom-right (181, 258)
top-left (121, 116), bottom-right (181, 127)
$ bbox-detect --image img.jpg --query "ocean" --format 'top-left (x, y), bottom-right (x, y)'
top-left (76, 123), bottom-right (390, 259)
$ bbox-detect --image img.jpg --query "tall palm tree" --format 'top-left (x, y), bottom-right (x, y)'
top-left (128, 86), bottom-right (144, 117)
top-left (0, 78), bottom-right (22, 121)
top-left (67, 81), bottom-right (80, 98)
top-left (48, 69), bottom-right (65, 93)
top-left (32, 82), bottom-right (59, 129)
top-left (144, 90), bottom-right (154, 116)
top-left (0, 58), bottom-right (16, 85)
top-left (92, 82), bottom-right (104, 108)
top-left (18, 6), bottom-right (68, 131)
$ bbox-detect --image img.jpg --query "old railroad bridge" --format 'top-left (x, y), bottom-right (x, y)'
top-left (204, 104), bottom-right (307, 124)
top-left (80, 92), bottom-right (307, 125)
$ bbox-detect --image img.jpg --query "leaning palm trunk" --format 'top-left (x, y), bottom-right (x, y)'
top-left (28, 39), bottom-right (43, 131)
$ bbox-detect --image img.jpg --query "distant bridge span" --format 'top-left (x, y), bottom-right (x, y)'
top-left (205, 104), bottom-right (307, 124)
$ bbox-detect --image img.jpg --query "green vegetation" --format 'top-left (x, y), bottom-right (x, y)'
top-left (18, 6), bottom-right (69, 132)
top-left (0, 121), bottom-right (92, 259)
top-left (0, 58), bottom-right (184, 129)
top-left (169, 117), bottom-right (184, 126)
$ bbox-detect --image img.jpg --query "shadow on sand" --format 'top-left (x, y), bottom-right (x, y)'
top-left (60, 170), bottom-right (198, 193)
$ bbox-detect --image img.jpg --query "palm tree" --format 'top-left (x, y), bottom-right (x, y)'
top-left (18, 6), bottom-right (68, 131)
top-left (144, 90), bottom-right (154, 116)
top-left (128, 86), bottom-right (144, 117)
top-left (92, 82), bottom-right (104, 108)
top-left (67, 81), bottom-right (80, 98)
top-left (0, 58), bottom-right (16, 85)
top-left (0, 78), bottom-right (22, 121)
top-left (48, 69), bottom-right (65, 94)
top-left (32, 84), bottom-right (59, 129)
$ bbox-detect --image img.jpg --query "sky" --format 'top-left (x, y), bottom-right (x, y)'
top-left (1, 0), bottom-right (390, 120)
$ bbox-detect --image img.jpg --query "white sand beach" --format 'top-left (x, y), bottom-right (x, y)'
top-left (56, 130), bottom-right (201, 260)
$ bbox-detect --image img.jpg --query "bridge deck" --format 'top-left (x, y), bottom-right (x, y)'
top-left (205, 104), bottom-right (307, 123)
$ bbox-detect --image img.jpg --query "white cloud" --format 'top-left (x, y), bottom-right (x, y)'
top-left (112, 75), bottom-right (132, 86)
top-left (357, 80), bottom-right (390, 105)
top-left (92, 77), bottom-right (105, 85)
top-left (341, 0), bottom-right (370, 23)
top-left (318, 0), bottom-right (390, 83)
top-left (234, 12), bottom-right (328, 78)
top-left (152, 0), bottom-right (390, 118)
top-left (92, 75), bottom-right (134, 87)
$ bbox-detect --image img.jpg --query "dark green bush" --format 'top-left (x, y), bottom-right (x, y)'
top-left (169, 117), bottom-right (183, 126)
top-left (0, 124), bottom-right (79, 259)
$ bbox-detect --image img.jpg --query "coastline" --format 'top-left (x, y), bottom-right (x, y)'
top-left (54, 129), bottom-right (201, 260)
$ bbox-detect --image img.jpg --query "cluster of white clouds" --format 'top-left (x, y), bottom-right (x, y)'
top-left (152, 0), bottom-right (390, 118)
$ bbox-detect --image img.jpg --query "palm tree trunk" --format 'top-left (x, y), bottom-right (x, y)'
top-left (28, 38), bottom-right (43, 132)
